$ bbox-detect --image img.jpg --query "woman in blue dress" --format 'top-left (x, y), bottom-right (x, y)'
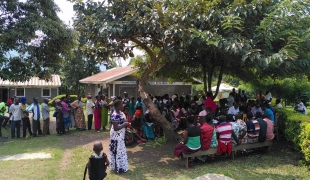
top-left (109, 99), bottom-right (130, 173)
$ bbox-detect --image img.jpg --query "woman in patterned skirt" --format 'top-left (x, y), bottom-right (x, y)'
top-left (109, 99), bottom-right (130, 173)
top-left (70, 96), bottom-right (86, 130)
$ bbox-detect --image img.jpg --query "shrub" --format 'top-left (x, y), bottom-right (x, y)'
top-left (277, 108), bottom-right (310, 164)
top-left (48, 94), bottom-right (87, 107)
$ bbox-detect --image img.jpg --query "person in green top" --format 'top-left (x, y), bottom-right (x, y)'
top-left (100, 95), bottom-right (109, 130)
top-left (128, 97), bottom-right (135, 119)
top-left (174, 116), bottom-right (201, 160)
top-left (0, 102), bottom-right (9, 139)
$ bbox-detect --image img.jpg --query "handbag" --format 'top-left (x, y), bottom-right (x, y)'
top-left (53, 111), bottom-right (59, 117)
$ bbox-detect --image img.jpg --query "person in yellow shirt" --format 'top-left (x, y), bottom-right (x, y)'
top-left (0, 102), bottom-right (9, 139)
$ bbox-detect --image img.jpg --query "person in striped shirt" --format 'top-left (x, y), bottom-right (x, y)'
top-left (216, 115), bottom-right (239, 156)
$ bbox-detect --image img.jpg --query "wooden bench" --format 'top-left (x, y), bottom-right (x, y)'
top-left (181, 140), bottom-right (273, 168)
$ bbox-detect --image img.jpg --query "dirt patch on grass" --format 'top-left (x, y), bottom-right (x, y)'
top-left (60, 149), bottom-right (72, 169)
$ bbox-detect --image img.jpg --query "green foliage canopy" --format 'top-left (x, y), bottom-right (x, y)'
top-left (0, 0), bottom-right (75, 81)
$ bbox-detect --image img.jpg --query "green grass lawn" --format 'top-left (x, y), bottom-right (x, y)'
top-left (1, 109), bottom-right (309, 179)
top-left (1, 121), bottom-right (310, 180)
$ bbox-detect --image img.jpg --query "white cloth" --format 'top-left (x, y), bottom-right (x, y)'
top-left (228, 106), bottom-right (240, 115)
top-left (227, 95), bottom-right (235, 108)
top-left (86, 99), bottom-right (94, 115)
top-left (277, 103), bottom-right (283, 108)
top-left (265, 92), bottom-right (272, 101)
top-left (9, 104), bottom-right (22, 121)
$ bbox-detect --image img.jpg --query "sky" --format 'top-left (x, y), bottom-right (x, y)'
top-left (54, 0), bottom-right (144, 69)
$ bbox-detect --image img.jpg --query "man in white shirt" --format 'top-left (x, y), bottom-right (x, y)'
top-left (228, 102), bottom-right (240, 115)
top-left (227, 93), bottom-right (235, 108)
top-left (86, 95), bottom-right (95, 130)
top-left (9, 97), bottom-right (22, 138)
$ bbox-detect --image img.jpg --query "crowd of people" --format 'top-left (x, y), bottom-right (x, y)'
top-left (170, 89), bottom-right (279, 167)
top-left (1, 89), bottom-right (307, 178)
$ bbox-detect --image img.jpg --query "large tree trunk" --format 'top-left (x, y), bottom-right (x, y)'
top-left (207, 65), bottom-right (215, 93)
top-left (131, 42), bottom-right (176, 141)
top-left (213, 65), bottom-right (224, 99)
top-left (202, 66), bottom-right (207, 95)
top-left (138, 82), bottom-right (176, 141)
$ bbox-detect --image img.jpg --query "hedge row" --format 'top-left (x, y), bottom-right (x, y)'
top-left (48, 94), bottom-right (87, 107)
top-left (277, 108), bottom-right (310, 163)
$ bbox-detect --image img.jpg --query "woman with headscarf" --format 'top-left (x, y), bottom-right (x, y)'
top-left (94, 95), bottom-right (102, 131)
top-left (100, 95), bottom-right (109, 130)
top-left (70, 96), bottom-right (86, 130)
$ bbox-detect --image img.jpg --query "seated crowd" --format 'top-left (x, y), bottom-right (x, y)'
top-left (166, 89), bottom-right (279, 166)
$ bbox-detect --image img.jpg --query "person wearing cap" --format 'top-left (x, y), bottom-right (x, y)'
top-left (20, 97), bottom-right (32, 139)
top-left (9, 97), bottom-right (22, 139)
top-left (42, 98), bottom-right (51, 136)
top-left (26, 97), bottom-right (43, 137)
top-left (86, 95), bottom-right (95, 130)
top-left (0, 101), bottom-right (9, 139)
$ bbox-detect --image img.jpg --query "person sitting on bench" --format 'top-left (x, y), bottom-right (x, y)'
top-left (174, 116), bottom-right (201, 159)
top-left (216, 115), bottom-right (239, 157)
top-left (86, 141), bottom-right (109, 180)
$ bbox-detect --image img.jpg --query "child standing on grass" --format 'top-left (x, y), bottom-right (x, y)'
top-left (216, 115), bottom-right (239, 157)
top-left (86, 141), bottom-right (109, 180)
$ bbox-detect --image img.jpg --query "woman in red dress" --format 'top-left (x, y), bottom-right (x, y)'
top-left (94, 95), bottom-right (102, 130)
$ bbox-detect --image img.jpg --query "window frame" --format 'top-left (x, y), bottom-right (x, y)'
top-left (42, 88), bottom-right (51, 97)
top-left (15, 88), bottom-right (25, 97)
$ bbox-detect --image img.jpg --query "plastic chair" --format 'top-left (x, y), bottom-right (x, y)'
top-left (83, 155), bottom-right (107, 180)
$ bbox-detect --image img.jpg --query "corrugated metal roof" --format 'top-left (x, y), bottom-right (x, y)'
top-left (79, 65), bottom-right (138, 84)
top-left (0, 75), bottom-right (61, 87)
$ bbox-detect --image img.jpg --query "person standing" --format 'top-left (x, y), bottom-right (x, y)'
top-left (9, 97), bottom-right (22, 139)
top-left (66, 94), bottom-right (75, 128)
top-left (100, 95), bottom-right (109, 131)
top-left (86, 95), bottom-right (95, 130)
top-left (61, 97), bottom-right (71, 132)
top-left (109, 99), bottom-right (129, 173)
top-left (55, 99), bottom-right (65, 136)
top-left (42, 98), bottom-right (50, 136)
top-left (94, 95), bottom-right (102, 131)
top-left (122, 92), bottom-right (130, 108)
top-left (0, 101), bottom-right (9, 139)
top-left (204, 92), bottom-right (217, 113)
top-left (128, 97), bottom-right (135, 119)
top-left (2, 99), bottom-right (12, 128)
top-left (20, 97), bottom-right (32, 139)
top-left (70, 96), bottom-right (86, 130)
top-left (26, 97), bottom-right (42, 137)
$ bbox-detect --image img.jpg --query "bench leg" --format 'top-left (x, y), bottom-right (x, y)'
top-left (181, 157), bottom-right (188, 168)
top-left (268, 146), bottom-right (271, 153)
top-left (231, 151), bottom-right (235, 160)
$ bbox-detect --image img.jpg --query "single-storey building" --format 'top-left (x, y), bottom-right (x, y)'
top-left (79, 65), bottom-right (194, 98)
top-left (0, 75), bottom-right (61, 102)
